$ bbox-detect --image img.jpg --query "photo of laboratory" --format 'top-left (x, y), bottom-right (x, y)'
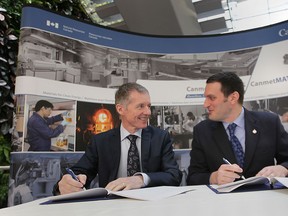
top-left (13, 95), bottom-right (76, 152)
top-left (8, 152), bottom-right (83, 206)
top-left (150, 105), bottom-right (207, 149)
top-left (17, 29), bottom-right (262, 90)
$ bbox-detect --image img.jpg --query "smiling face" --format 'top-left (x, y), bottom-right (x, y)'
top-left (203, 82), bottom-right (241, 123)
top-left (116, 90), bottom-right (151, 133)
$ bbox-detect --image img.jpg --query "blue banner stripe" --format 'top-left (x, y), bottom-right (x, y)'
top-left (21, 6), bottom-right (288, 54)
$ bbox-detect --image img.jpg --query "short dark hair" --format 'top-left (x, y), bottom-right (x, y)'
top-left (115, 82), bottom-right (149, 106)
top-left (206, 72), bottom-right (244, 104)
top-left (34, 100), bottom-right (53, 112)
top-left (187, 112), bottom-right (195, 121)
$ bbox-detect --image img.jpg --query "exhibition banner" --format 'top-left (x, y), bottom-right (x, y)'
top-left (9, 5), bottom-right (288, 206)
top-left (18, 6), bottom-right (288, 104)
top-left (21, 6), bottom-right (288, 53)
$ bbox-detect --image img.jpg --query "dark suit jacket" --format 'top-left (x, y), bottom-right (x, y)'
top-left (187, 108), bottom-right (288, 185)
top-left (71, 125), bottom-right (182, 188)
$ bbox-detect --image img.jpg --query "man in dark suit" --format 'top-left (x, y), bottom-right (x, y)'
top-left (187, 72), bottom-right (288, 185)
top-left (55, 83), bottom-right (182, 195)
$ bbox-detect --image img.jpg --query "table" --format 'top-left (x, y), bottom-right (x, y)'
top-left (1, 185), bottom-right (288, 216)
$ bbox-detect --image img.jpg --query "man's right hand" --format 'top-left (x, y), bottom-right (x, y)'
top-left (209, 164), bottom-right (243, 185)
top-left (58, 174), bottom-right (87, 195)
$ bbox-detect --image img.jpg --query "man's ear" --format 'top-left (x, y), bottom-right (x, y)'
top-left (230, 91), bottom-right (240, 104)
top-left (115, 103), bottom-right (124, 115)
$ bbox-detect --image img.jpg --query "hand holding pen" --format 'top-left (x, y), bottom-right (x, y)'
top-left (222, 158), bottom-right (246, 180)
top-left (66, 168), bottom-right (86, 190)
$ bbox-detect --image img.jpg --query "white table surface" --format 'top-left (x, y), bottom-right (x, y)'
top-left (1, 185), bottom-right (288, 216)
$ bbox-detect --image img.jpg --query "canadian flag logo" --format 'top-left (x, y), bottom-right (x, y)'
top-left (46, 20), bottom-right (59, 29)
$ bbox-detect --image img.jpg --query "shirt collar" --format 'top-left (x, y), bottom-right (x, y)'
top-left (223, 107), bottom-right (245, 129)
top-left (120, 124), bottom-right (142, 141)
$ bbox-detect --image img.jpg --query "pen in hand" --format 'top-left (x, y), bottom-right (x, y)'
top-left (222, 158), bottom-right (246, 180)
top-left (65, 168), bottom-right (86, 190)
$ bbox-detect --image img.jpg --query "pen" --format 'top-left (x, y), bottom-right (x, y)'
top-left (222, 158), bottom-right (246, 180)
top-left (66, 168), bottom-right (86, 190)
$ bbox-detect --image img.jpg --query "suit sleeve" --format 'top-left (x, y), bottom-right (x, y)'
top-left (70, 136), bottom-right (99, 187)
top-left (275, 115), bottom-right (288, 169)
top-left (146, 130), bottom-right (182, 186)
top-left (186, 126), bottom-right (212, 185)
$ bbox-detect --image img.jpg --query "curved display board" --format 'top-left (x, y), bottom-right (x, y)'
top-left (9, 5), bottom-right (288, 206)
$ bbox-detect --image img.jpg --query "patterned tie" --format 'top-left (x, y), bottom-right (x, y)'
top-left (127, 135), bottom-right (140, 176)
top-left (227, 123), bottom-right (244, 168)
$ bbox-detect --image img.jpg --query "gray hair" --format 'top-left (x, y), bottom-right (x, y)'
top-left (115, 82), bottom-right (149, 106)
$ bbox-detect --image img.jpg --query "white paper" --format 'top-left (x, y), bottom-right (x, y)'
top-left (49, 186), bottom-right (194, 202)
top-left (210, 176), bottom-right (271, 193)
top-left (274, 177), bottom-right (288, 188)
top-left (111, 186), bottom-right (194, 201)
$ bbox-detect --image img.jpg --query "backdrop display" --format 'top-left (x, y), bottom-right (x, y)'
top-left (8, 152), bottom-right (84, 206)
top-left (9, 5), bottom-right (288, 206)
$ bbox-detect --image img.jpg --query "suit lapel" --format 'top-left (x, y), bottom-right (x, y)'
top-left (212, 121), bottom-right (237, 163)
top-left (211, 110), bottom-right (260, 169)
top-left (140, 127), bottom-right (151, 172)
top-left (243, 110), bottom-right (260, 169)
top-left (110, 128), bottom-right (121, 178)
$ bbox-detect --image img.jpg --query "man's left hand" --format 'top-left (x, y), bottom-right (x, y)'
top-left (256, 165), bottom-right (288, 177)
top-left (105, 175), bottom-right (144, 191)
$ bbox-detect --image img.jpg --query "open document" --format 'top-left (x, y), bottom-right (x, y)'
top-left (210, 176), bottom-right (288, 193)
top-left (49, 186), bottom-right (194, 202)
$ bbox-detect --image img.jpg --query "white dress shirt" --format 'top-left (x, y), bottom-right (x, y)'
top-left (117, 124), bottom-right (150, 186)
top-left (223, 107), bottom-right (246, 152)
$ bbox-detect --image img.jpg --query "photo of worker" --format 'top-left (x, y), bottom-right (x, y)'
top-left (182, 111), bottom-right (196, 133)
top-left (15, 95), bottom-right (77, 152)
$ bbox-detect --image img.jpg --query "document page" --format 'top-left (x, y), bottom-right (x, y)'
top-left (111, 186), bottom-right (194, 201)
top-left (210, 176), bottom-right (270, 193)
top-left (49, 186), bottom-right (195, 202)
top-left (273, 177), bottom-right (288, 187)
top-left (49, 187), bottom-right (108, 201)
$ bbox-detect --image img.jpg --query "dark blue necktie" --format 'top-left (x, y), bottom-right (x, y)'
top-left (127, 135), bottom-right (140, 176)
top-left (228, 123), bottom-right (244, 168)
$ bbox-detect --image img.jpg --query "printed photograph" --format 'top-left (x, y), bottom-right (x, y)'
top-left (17, 29), bottom-right (261, 89)
top-left (8, 152), bottom-right (84, 206)
top-left (150, 105), bottom-right (207, 149)
top-left (75, 101), bottom-right (119, 151)
top-left (13, 95), bottom-right (76, 152)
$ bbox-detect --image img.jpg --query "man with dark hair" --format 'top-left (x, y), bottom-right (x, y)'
top-left (187, 72), bottom-right (288, 185)
top-left (183, 111), bottom-right (196, 133)
top-left (54, 82), bottom-right (182, 195)
top-left (34, 100), bottom-right (54, 112)
top-left (27, 100), bottom-right (68, 151)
